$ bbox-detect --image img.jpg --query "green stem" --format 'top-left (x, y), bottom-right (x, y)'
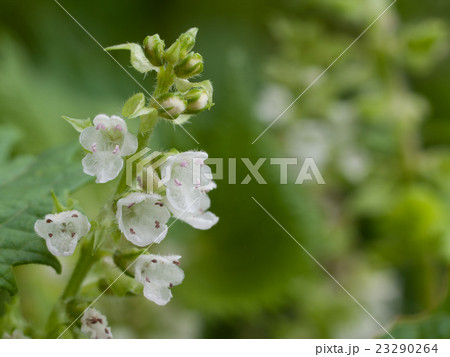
top-left (61, 240), bottom-right (100, 299)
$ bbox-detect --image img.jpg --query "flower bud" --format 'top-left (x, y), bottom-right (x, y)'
top-left (184, 88), bottom-right (209, 114)
top-left (174, 53), bottom-right (203, 79)
top-left (156, 93), bottom-right (186, 119)
top-left (143, 34), bottom-right (165, 67)
top-left (178, 27), bottom-right (198, 59)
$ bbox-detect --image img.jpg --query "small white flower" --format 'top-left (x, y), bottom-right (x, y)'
top-left (34, 210), bottom-right (90, 257)
top-left (81, 308), bottom-right (113, 339)
top-left (165, 194), bottom-right (218, 230)
top-left (135, 254), bottom-right (184, 306)
top-left (161, 151), bottom-right (216, 214)
top-left (116, 192), bottom-right (171, 247)
top-left (79, 114), bottom-right (138, 183)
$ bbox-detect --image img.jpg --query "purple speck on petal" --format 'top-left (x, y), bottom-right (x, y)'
top-left (114, 124), bottom-right (123, 131)
top-left (96, 123), bottom-right (106, 130)
top-left (174, 179), bottom-right (182, 186)
top-left (112, 145), bottom-right (120, 154)
top-left (180, 160), bottom-right (188, 168)
top-left (91, 143), bottom-right (97, 152)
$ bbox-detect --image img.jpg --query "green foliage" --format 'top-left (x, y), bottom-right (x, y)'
top-left (0, 126), bottom-right (90, 297)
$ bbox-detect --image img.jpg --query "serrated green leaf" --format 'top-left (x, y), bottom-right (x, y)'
top-left (62, 116), bottom-right (92, 133)
top-left (106, 43), bottom-right (158, 73)
top-left (0, 130), bottom-right (91, 296)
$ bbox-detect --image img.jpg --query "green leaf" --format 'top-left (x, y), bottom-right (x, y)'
top-left (106, 43), bottom-right (158, 73)
top-left (0, 129), bottom-right (91, 296)
top-left (62, 116), bottom-right (92, 133)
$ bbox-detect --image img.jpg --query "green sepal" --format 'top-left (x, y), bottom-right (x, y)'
top-left (106, 43), bottom-right (158, 73)
top-left (139, 108), bottom-right (158, 133)
top-left (51, 190), bottom-right (67, 213)
top-left (175, 78), bottom-right (213, 107)
top-left (62, 116), bottom-right (92, 133)
top-left (122, 93), bottom-right (146, 118)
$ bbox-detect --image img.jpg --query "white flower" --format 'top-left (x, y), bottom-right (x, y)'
top-left (161, 151), bottom-right (216, 212)
top-left (164, 194), bottom-right (218, 230)
top-left (116, 192), bottom-right (171, 247)
top-left (34, 210), bottom-right (90, 257)
top-left (79, 114), bottom-right (138, 183)
top-left (160, 151), bottom-right (218, 229)
top-left (81, 308), bottom-right (113, 339)
top-left (135, 254), bottom-right (184, 306)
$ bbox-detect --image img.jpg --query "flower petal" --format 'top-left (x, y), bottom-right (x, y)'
top-left (116, 192), bottom-right (171, 247)
top-left (135, 254), bottom-right (184, 306)
top-left (82, 152), bottom-right (124, 183)
top-left (81, 308), bottom-right (113, 339)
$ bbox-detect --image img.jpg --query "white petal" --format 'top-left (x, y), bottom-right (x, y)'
top-left (120, 132), bottom-right (138, 156)
top-left (116, 193), bottom-right (171, 247)
top-left (135, 255), bottom-right (184, 306)
top-left (164, 194), bottom-right (218, 230)
top-left (82, 152), bottom-right (124, 183)
top-left (34, 210), bottom-right (91, 257)
top-left (81, 308), bottom-right (112, 339)
top-left (181, 211), bottom-right (219, 230)
top-left (79, 126), bottom-right (102, 151)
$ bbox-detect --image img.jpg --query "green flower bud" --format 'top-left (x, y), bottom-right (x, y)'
top-left (156, 93), bottom-right (187, 119)
top-left (174, 53), bottom-right (203, 79)
top-left (143, 34), bottom-right (165, 67)
top-left (178, 27), bottom-right (198, 59)
top-left (164, 28), bottom-right (199, 64)
top-left (184, 88), bottom-right (209, 114)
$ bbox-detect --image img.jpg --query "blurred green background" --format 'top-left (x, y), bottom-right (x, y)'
top-left (1, 0), bottom-right (450, 338)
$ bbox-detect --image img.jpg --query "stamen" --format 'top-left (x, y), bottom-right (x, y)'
top-left (174, 178), bottom-right (182, 186)
top-left (154, 202), bottom-right (164, 207)
top-left (151, 259), bottom-right (157, 263)
top-left (130, 228), bottom-right (136, 234)
top-left (173, 260), bottom-right (180, 266)
top-left (72, 214), bottom-right (78, 218)
top-left (114, 124), bottom-right (123, 131)
top-left (145, 277), bottom-right (151, 283)
top-left (71, 232), bottom-right (76, 238)
top-left (180, 160), bottom-right (188, 168)
top-left (169, 283), bottom-right (173, 288)
top-left (48, 233), bottom-right (53, 237)
top-left (112, 145), bottom-right (120, 154)
top-left (128, 203), bottom-right (135, 208)
top-left (46, 219), bottom-right (53, 223)
top-left (91, 143), bottom-right (97, 152)
top-left (155, 220), bottom-right (160, 229)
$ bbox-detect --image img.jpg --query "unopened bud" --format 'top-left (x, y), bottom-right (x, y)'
top-left (184, 88), bottom-right (209, 114)
top-left (143, 34), bottom-right (165, 67)
top-left (156, 93), bottom-right (186, 119)
top-left (179, 28), bottom-right (198, 59)
top-left (174, 53), bottom-right (203, 79)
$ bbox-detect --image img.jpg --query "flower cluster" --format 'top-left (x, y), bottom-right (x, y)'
top-left (32, 28), bottom-right (218, 338)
